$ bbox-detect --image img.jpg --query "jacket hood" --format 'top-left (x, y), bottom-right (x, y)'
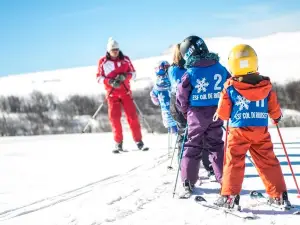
top-left (225, 74), bottom-right (273, 101)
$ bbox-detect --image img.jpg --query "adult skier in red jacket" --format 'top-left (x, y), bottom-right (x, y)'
top-left (96, 37), bottom-right (146, 153)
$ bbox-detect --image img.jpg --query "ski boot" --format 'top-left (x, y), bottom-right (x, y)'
top-left (179, 180), bottom-right (194, 199)
top-left (207, 167), bottom-right (217, 181)
top-left (214, 195), bottom-right (241, 210)
top-left (267, 191), bottom-right (292, 209)
top-left (112, 142), bottom-right (123, 153)
top-left (136, 140), bottom-right (149, 151)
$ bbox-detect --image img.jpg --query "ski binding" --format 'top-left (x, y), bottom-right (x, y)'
top-left (249, 191), bottom-right (300, 215)
top-left (195, 196), bottom-right (256, 219)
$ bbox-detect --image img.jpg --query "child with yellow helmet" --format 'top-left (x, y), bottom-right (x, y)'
top-left (214, 44), bottom-right (291, 209)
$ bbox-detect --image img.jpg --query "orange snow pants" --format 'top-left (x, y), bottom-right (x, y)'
top-left (107, 94), bottom-right (142, 143)
top-left (221, 127), bottom-right (287, 198)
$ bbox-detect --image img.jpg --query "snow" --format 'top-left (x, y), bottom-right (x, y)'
top-left (282, 109), bottom-right (300, 118)
top-left (1, 127), bottom-right (300, 225)
top-left (1, 32), bottom-right (300, 100)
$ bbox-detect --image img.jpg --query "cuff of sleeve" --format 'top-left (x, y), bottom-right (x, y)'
top-left (97, 76), bottom-right (104, 84)
top-left (130, 72), bottom-right (136, 80)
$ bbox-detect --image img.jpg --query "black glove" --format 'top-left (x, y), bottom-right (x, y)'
top-left (272, 115), bottom-right (282, 124)
top-left (108, 78), bottom-right (121, 88)
top-left (108, 74), bottom-right (127, 88)
top-left (115, 73), bottom-right (126, 82)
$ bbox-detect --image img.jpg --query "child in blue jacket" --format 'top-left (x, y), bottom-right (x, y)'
top-left (169, 44), bottom-right (216, 179)
top-left (150, 61), bottom-right (178, 133)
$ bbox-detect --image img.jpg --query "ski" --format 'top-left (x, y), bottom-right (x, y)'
top-left (199, 176), bottom-right (218, 182)
top-left (112, 147), bottom-right (149, 153)
top-left (131, 147), bottom-right (149, 152)
top-left (194, 196), bottom-right (257, 219)
top-left (112, 149), bottom-right (129, 154)
top-left (141, 147), bottom-right (149, 151)
top-left (249, 191), bottom-right (300, 215)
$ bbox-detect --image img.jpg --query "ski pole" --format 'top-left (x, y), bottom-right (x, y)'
top-left (81, 102), bottom-right (105, 133)
top-left (168, 128), bottom-right (171, 157)
top-left (133, 100), bottom-right (154, 134)
top-left (276, 124), bottom-right (300, 198)
top-left (222, 122), bottom-right (229, 166)
top-left (168, 128), bottom-right (175, 158)
top-left (82, 101), bottom-right (105, 133)
top-left (82, 89), bottom-right (114, 133)
top-left (172, 125), bottom-right (188, 198)
top-left (167, 132), bottom-right (180, 170)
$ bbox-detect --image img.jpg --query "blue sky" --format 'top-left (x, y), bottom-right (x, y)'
top-left (1, 0), bottom-right (300, 76)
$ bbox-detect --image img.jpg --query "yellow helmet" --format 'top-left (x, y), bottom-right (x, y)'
top-left (228, 44), bottom-right (258, 76)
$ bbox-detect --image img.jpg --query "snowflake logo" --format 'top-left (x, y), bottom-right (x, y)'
top-left (158, 92), bottom-right (165, 103)
top-left (236, 95), bottom-right (251, 110)
top-left (158, 92), bottom-right (169, 107)
top-left (195, 78), bottom-right (209, 93)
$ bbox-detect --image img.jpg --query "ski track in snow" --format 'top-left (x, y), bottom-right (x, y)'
top-left (0, 147), bottom-right (172, 225)
top-left (0, 129), bottom-right (300, 225)
top-left (67, 153), bottom-right (173, 225)
top-left (0, 152), bottom-right (169, 221)
top-left (0, 173), bottom-right (120, 220)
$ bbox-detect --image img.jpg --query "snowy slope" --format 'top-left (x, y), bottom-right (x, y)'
top-left (0, 128), bottom-right (300, 225)
top-left (0, 32), bottom-right (300, 100)
top-left (268, 109), bottom-right (300, 127)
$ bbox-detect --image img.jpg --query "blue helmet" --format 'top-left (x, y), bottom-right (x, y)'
top-left (155, 60), bottom-right (170, 75)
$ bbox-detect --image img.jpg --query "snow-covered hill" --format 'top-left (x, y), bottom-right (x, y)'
top-left (0, 32), bottom-right (300, 100)
top-left (0, 128), bottom-right (300, 225)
